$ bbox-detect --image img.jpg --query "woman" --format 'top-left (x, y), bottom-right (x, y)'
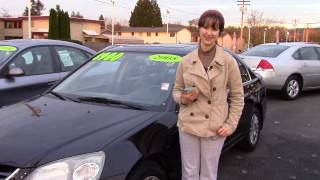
top-left (173, 10), bottom-right (244, 180)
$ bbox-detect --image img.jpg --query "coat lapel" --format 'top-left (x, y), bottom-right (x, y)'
top-left (188, 49), bottom-right (207, 80)
top-left (187, 49), bottom-right (211, 98)
top-left (208, 46), bottom-right (225, 80)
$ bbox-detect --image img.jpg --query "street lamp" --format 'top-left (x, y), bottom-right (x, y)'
top-left (28, 0), bottom-right (31, 39)
top-left (286, 31), bottom-right (290, 42)
top-left (263, 28), bottom-right (267, 44)
top-left (247, 25), bottom-right (251, 49)
top-left (111, 0), bottom-right (117, 45)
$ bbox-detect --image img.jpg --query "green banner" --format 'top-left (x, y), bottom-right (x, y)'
top-left (0, 46), bottom-right (17, 51)
top-left (93, 52), bottom-right (124, 62)
top-left (148, 54), bottom-right (182, 63)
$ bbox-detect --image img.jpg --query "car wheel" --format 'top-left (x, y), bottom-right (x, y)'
top-left (128, 160), bottom-right (168, 180)
top-left (282, 76), bottom-right (301, 100)
top-left (239, 107), bottom-right (261, 152)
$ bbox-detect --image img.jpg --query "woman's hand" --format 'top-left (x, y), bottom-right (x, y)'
top-left (217, 126), bottom-right (232, 137)
top-left (180, 90), bottom-right (199, 105)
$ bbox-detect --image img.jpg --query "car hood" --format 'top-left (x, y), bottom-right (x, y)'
top-left (0, 94), bottom-right (157, 168)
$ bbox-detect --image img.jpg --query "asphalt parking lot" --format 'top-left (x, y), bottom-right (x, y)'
top-left (219, 90), bottom-right (320, 180)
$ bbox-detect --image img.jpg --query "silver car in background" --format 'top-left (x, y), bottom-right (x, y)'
top-left (240, 42), bottom-right (320, 100)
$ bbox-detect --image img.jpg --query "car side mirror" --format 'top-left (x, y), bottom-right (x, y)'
top-left (8, 67), bottom-right (25, 77)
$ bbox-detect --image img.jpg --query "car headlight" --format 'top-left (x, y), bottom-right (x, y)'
top-left (25, 151), bottom-right (105, 180)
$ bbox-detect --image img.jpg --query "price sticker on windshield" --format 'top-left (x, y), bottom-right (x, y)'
top-left (93, 52), bottom-right (124, 62)
top-left (148, 54), bottom-right (182, 63)
top-left (0, 46), bottom-right (17, 51)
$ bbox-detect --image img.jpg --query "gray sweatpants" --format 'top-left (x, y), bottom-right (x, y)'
top-left (179, 130), bottom-right (226, 180)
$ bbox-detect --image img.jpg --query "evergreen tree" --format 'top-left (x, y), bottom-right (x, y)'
top-left (35, 0), bottom-right (45, 15)
top-left (129, 0), bottom-right (162, 27)
top-left (65, 11), bottom-right (71, 40)
top-left (48, 5), bottom-right (70, 40)
top-left (48, 8), bottom-right (58, 39)
top-left (58, 10), bottom-right (65, 39)
top-left (23, 0), bottom-right (45, 16)
top-left (99, 14), bottom-right (104, 21)
top-left (56, 5), bottom-right (61, 13)
top-left (151, 0), bottom-right (162, 27)
top-left (71, 11), bottom-right (83, 18)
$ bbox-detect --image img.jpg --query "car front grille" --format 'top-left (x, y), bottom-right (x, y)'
top-left (0, 165), bottom-right (30, 180)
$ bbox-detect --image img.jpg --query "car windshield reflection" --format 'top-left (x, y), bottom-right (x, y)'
top-left (53, 52), bottom-right (180, 111)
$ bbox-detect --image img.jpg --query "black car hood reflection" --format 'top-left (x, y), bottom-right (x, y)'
top-left (0, 94), bottom-right (157, 168)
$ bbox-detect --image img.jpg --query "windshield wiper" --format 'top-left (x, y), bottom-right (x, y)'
top-left (49, 91), bottom-right (66, 100)
top-left (49, 91), bottom-right (80, 103)
top-left (78, 96), bottom-right (143, 110)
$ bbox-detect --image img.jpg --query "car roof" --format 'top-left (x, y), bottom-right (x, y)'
top-left (0, 39), bottom-right (96, 54)
top-left (102, 43), bottom-right (198, 55)
top-left (259, 42), bottom-right (320, 47)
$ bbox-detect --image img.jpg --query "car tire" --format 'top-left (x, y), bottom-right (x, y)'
top-left (239, 107), bottom-right (261, 152)
top-left (282, 76), bottom-right (301, 100)
top-left (127, 160), bottom-right (168, 180)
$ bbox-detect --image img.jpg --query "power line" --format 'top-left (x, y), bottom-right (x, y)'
top-left (91, 0), bottom-right (132, 10)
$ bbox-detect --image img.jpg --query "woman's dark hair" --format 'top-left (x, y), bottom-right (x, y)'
top-left (198, 10), bottom-right (225, 34)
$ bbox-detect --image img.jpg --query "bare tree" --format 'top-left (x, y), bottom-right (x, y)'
top-left (0, 8), bottom-right (11, 17)
top-left (247, 10), bottom-right (264, 27)
top-left (188, 18), bottom-right (198, 27)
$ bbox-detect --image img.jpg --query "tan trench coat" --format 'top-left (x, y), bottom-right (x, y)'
top-left (173, 46), bottom-right (244, 138)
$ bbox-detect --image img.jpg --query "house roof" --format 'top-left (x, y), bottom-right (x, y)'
top-left (0, 16), bottom-right (103, 25)
top-left (117, 24), bottom-right (190, 33)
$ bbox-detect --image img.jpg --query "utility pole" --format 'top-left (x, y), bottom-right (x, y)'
top-left (248, 26), bottom-right (251, 49)
top-left (304, 22), bottom-right (320, 42)
top-left (28, 0), bottom-right (32, 39)
top-left (166, 9), bottom-right (170, 37)
top-left (306, 23), bottom-right (309, 42)
top-left (237, 0), bottom-right (250, 40)
top-left (111, 0), bottom-right (117, 45)
top-left (293, 19), bottom-right (297, 42)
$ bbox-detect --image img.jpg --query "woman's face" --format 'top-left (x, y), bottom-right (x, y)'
top-left (199, 20), bottom-right (220, 46)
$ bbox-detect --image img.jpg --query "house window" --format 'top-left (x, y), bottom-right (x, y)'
top-left (155, 32), bottom-right (158, 36)
top-left (147, 32), bottom-right (151, 37)
top-left (131, 32), bottom-right (134, 36)
top-left (4, 21), bottom-right (13, 29)
top-left (170, 33), bottom-right (175, 37)
top-left (118, 32), bottom-right (122, 36)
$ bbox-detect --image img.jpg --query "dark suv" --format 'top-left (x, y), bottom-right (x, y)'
top-left (0, 44), bottom-right (267, 180)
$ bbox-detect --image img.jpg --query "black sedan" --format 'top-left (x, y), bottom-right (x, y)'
top-left (0, 44), bottom-right (267, 180)
top-left (0, 39), bottom-right (96, 107)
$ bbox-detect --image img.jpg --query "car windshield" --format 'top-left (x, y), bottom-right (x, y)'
top-left (242, 45), bottom-right (289, 58)
top-left (0, 45), bottom-right (17, 63)
top-left (53, 51), bottom-right (182, 110)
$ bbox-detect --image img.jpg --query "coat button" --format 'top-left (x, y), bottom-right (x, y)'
top-left (192, 61), bottom-right (197, 64)
top-left (193, 98), bottom-right (198, 102)
top-left (190, 112), bottom-right (194, 116)
top-left (208, 100), bottom-right (211, 104)
top-left (212, 87), bottom-right (217, 91)
top-left (205, 114), bottom-right (209, 119)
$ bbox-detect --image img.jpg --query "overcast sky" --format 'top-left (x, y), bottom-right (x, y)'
top-left (1, 0), bottom-right (320, 27)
